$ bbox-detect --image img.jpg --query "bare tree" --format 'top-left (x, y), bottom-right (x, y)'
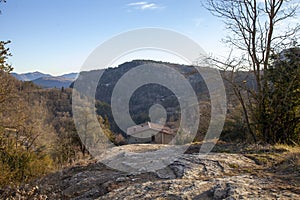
top-left (205, 0), bottom-right (300, 143)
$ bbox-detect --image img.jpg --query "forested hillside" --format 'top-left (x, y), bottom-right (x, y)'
top-left (0, 41), bottom-right (116, 186)
top-left (0, 72), bottom-right (118, 186)
top-left (74, 60), bottom-right (258, 142)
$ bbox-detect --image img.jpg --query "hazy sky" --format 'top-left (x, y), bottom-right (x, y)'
top-left (1, 0), bottom-right (236, 75)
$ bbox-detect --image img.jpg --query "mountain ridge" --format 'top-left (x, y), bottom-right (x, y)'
top-left (12, 71), bottom-right (79, 88)
top-left (11, 71), bottom-right (52, 81)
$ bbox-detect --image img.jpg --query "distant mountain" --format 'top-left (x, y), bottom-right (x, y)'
top-left (11, 71), bottom-right (52, 81)
top-left (32, 76), bottom-right (73, 88)
top-left (59, 73), bottom-right (78, 80)
top-left (12, 72), bottom-right (78, 88)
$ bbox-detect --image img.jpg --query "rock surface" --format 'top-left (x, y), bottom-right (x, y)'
top-left (2, 144), bottom-right (300, 199)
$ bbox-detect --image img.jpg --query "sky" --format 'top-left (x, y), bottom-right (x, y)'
top-left (1, 0), bottom-right (238, 75)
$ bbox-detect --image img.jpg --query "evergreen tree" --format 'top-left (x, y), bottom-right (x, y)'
top-left (266, 47), bottom-right (300, 144)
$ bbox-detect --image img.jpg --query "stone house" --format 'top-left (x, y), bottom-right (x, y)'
top-left (127, 122), bottom-right (174, 144)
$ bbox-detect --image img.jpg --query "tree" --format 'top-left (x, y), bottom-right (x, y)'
top-left (98, 115), bottom-right (115, 143)
top-left (265, 47), bottom-right (300, 144)
top-left (0, 41), bottom-right (14, 105)
top-left (205, 0), bottom-right (300, 143)
top-left (0, 42), bottom-right (56, 186)
top-left (0, 41), bottom-right (13, 72)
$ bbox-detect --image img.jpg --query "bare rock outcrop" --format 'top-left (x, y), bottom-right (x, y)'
top-left (2, 144), bottom-right (299, 199)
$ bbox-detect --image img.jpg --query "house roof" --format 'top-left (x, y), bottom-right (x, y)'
top-left (127, 122), bottom-right (174, 136)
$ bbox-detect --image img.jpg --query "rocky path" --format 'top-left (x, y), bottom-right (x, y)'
top-left (2, 144), bottom-right (300, 199)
